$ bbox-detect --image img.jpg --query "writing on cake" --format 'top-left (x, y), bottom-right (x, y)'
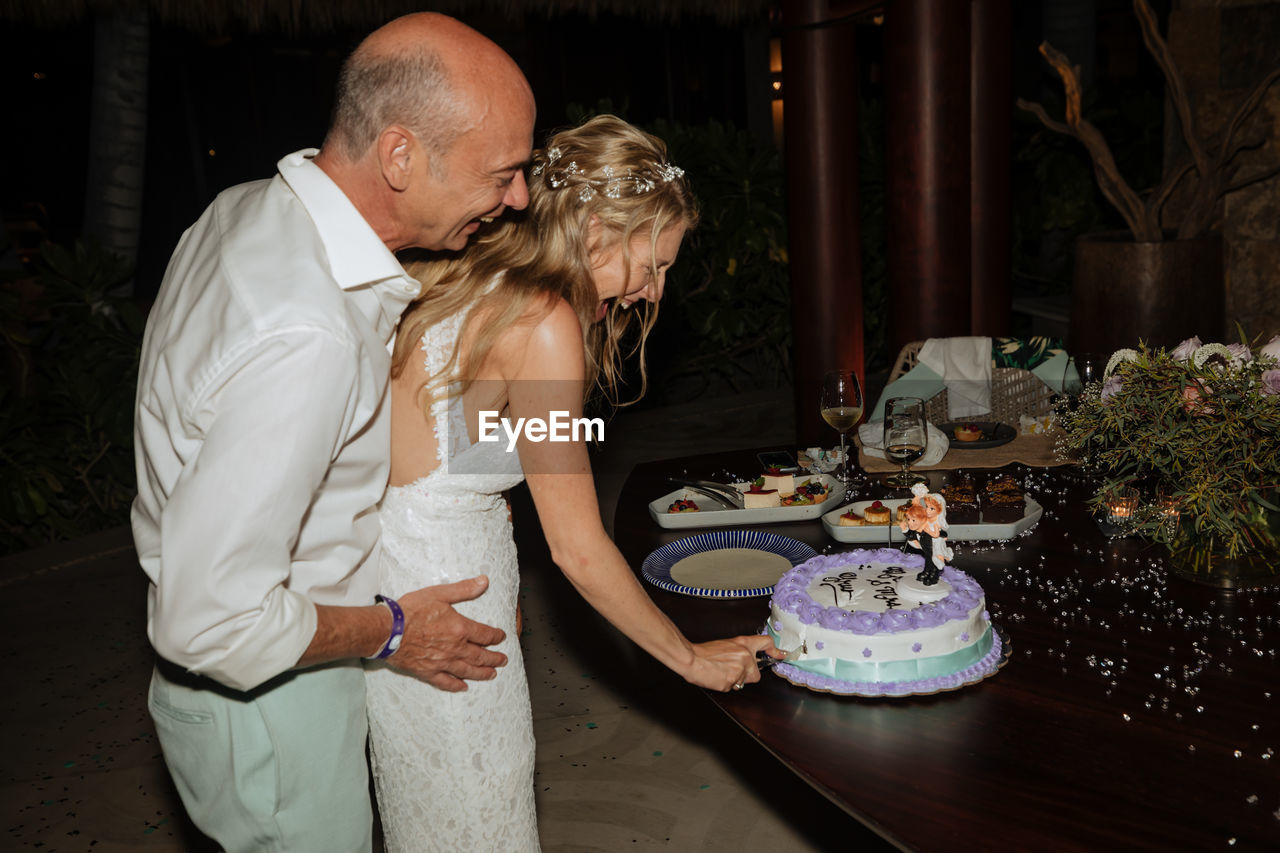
top-left (814, 564), bottom-right (911, 611)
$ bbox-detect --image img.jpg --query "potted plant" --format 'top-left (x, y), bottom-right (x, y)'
top-left (1058, 334), bottom-right (1280, 588)
top-left (1017, 0), bottom-right (1280, 356)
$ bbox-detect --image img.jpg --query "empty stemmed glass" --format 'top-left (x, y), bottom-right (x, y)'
top-left (819, 370), bottom-right (865, 491)
top-left (883, 396), bottom-right (928, 488)
top-left (1063, 352), bottom-right (1103, 400)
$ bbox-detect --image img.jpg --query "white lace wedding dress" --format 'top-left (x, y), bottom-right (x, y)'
top-left (364, 305), bottom-right (538, 852)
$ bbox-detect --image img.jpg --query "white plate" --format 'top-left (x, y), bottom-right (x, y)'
top-left (641, 530), bottom-right (818, 598)
top-left (648, 474), bottom-right (845, 529)
top-left (821, 495), bottom-right (1043, 543)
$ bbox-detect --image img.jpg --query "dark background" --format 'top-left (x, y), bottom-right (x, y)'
top-left (2, 2), bottom-right (1167, 299)
top-left (3, 11), bottom-right (771, 297)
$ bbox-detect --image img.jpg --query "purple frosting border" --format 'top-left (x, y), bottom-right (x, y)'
top-left (774, 627), bottom-right (1004, 696)
top-left (770, 549), bottom-right (984, 635)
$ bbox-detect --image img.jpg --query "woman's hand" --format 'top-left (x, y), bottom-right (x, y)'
top-left (684, 634), bottom-right (785, 692)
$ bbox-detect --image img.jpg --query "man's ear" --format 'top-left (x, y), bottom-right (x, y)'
top-left (377, 126), bottom-right (420, 192)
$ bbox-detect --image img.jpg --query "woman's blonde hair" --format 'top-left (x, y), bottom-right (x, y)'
top-left (392, 114), bottom-right (698, 410)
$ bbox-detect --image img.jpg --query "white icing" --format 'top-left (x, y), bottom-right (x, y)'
top-left (769, 550), bottom-right (988, 670)
top-left (806, 564), bottom-right (951, 612)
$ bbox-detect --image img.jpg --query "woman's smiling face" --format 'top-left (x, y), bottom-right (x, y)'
top-left (589, 221), bottom-right (688, 321)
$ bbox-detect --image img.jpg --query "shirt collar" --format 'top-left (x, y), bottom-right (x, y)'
top-left (277, 149), bottom-right (419, 335)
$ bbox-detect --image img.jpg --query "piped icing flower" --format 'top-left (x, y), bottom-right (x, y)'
top-left (773, 550), bottom-right (979, 635)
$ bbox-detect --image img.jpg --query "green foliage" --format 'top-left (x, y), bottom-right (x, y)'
top-left (644, 117), bottom-right (791, 398)
top-left (1058, 337), bottom-right (1280, 564)
top-left (0, 240), bottom-right (142, 554)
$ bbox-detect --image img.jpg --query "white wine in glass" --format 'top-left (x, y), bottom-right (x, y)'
top-left (819, 370), bottom-right (865, 490)
top-left (883, 397), bottom-right (928, 488)
top-left (821, 406), bottom-right (863, 434)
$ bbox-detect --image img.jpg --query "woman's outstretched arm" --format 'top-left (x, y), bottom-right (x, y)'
top-left (495, 299), bottom-right (782, 691)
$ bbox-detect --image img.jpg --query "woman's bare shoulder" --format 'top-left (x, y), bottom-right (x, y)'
top-left (481, 294), bottom-right (584, 381)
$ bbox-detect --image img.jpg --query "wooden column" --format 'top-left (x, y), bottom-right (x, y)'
top-left (782, 0), bottom-right (864, 447)
top-left (884, 0), bottom-right (972, 359)
top-left (970, 0), bottom-right (1012, 336)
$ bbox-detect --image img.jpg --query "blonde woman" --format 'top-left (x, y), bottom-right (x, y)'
top-left (364, 115), bottom-right (780, 851)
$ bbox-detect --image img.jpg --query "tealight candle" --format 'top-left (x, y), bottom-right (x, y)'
top-left (1155, 492), bottom-right (1180, 533)
top-left (1106, 488), bottom-right (1140, 524)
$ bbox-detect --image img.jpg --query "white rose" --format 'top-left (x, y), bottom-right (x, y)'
top-left (1260, 335), bottom-right (1280, 363)
top-left (1171, 337), bottom-right (1201, 362)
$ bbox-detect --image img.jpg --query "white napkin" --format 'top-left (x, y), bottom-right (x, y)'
top-left (858, 420), bottom-right (950, 467)
top-left (917, 337), bottom-right (991, 420)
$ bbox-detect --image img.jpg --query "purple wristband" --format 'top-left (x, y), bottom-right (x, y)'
top-left (369, 595), bottom-right (404, 660)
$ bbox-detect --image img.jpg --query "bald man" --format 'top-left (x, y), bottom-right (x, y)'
top-left (131, 14), bottom-right (535, 851)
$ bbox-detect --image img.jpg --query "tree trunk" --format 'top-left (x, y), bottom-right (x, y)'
top-left (82, 9), bottom-right (150, 291)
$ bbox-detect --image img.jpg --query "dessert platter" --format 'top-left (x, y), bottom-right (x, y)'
top-left (641, 530), bottom-right (818, 598)
top-left (764, 547), bottom-right (1010, 697)
top-left (938, 421), bottom-right (1017, 449)
top-left (823, 473), bottom-right (1041, 542)
top-left (648, 470), bottom-right (844, 529)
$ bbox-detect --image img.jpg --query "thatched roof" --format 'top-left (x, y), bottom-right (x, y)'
top-left (1, 0), bottom-right (776, 31)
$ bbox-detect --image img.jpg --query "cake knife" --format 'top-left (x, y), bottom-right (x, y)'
top-left (757, 647), bottom-right (801, 670)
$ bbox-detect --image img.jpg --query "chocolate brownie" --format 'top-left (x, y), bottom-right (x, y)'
top-left (939, 477), bottom-right (980, 525)
top-left (980, 475), bottom-right (1026, 524)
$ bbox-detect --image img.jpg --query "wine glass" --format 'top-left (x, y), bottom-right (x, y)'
top-left (819, 370), bottom-right (865, 491)
top-left (1064, 352), bottom-right (1103, 396)
top-left (1057, 352), bottom-right (1104, 418)
top-left (882, 397), bottom-right (928, 488)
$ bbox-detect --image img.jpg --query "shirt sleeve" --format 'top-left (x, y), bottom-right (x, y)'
top-left (149, 326), bottom-right (364, 691)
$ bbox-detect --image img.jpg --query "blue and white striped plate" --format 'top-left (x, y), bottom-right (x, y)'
top-left (641, 530), bottom-right (818, 599)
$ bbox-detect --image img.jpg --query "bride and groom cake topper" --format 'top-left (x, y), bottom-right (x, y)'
top-left (899, 481), bottom-right (953, 586)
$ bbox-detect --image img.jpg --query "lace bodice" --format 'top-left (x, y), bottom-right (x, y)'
top-left (378, 304), bottom-right (525, 589)
top-left (366, 299), bottom-right (539, 852)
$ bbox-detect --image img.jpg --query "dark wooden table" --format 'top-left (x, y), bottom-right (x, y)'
top-left (612, 449), bottom-right (1280, 852)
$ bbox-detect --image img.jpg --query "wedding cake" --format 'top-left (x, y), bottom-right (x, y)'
top-left (766, 548), bottom-right (1002, 695)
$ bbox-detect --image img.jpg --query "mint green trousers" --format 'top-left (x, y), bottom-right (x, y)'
top-left (148, 660), bottom-right (372, 852)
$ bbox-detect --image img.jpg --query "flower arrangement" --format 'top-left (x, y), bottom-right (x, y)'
top-left (1058, 335), bottom-right (1280, 582)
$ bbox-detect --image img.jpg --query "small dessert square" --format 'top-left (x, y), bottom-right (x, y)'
top-left (743, 487), bottom-right (781, 508)
top-left (761, 469), bottom-right (796, 496)
top-left (980, 475), bottom-right (1026, 523)
top-left (939, 480), bottom-right (980, 525)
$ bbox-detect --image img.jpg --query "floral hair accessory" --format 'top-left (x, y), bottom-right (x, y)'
top-left (531, 145), bottom-right (685, 203)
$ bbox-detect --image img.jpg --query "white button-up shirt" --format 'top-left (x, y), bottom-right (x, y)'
top-left (132, 150), bottom-right (419, 691)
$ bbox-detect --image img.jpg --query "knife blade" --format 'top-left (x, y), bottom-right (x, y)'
top-left (757, 647), bottom-right (801, 670)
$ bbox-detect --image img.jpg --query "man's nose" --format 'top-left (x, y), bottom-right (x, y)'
top-left (504, 171), bottom-right (530, 211)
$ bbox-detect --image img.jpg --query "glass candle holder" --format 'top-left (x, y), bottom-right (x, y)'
top-left (1106, 487), bottom-right (1140, 524)
top-left (1156, 494), bottom-right (1180, 535)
